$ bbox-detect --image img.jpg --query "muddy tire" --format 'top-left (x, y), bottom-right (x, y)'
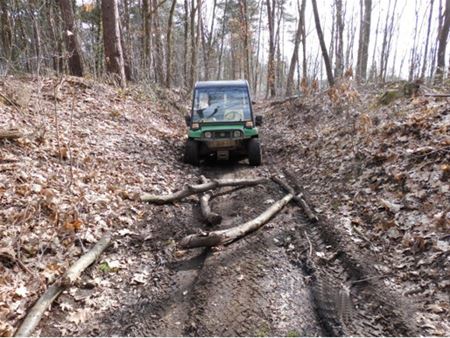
top-left (247, 138), bottom-right (261, 166)
top-left (184, 139), bottom-right (200, 166)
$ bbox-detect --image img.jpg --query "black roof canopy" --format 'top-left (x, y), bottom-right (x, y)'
top-left (195, 80), bottom-right (249, 89)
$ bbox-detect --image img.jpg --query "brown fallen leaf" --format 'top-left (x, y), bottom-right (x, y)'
top-left (64, 219), bottom-right (83, 232)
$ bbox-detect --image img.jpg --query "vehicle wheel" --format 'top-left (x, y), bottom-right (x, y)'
top-left (247, 138), bottom-right (262, 166)
top-left (184, 139), bottom-right (200, 166)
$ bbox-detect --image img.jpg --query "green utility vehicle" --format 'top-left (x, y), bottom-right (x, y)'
top-left (183, 80), bottom-right (263, 166)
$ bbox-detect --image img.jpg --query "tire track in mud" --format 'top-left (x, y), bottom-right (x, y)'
top-left (282, 175), bottom-right (419, 336)
top-left (182, 164), bottom-right (322, 336)
top-left (87, 161), bottom-right (321, 337)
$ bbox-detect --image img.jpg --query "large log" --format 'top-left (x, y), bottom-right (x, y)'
top-left (141, 177), bottom-right (268, 204)
top-left (0, 129), bottom-right (23, 140)
top-left (199, 176), bottom-right (222, 225)
top-left (14, 233), bottom-right (112, 337)
top-left (178, 193), bottom-right (294, 249)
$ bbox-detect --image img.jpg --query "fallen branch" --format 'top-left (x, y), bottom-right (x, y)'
top-left (178, 193), bottom-right (294, 249)
top-left (141, 177), bottom-right (267, 204)
top-left (199, 176), bottom-right (222, 225)
top-left (273, 174), bottom-right (318, 222)
top-left (210, 185), bottom-right (249, 199)
top-left (14, 233), bottom-right (112, 337)
top-left (270, 95), bottom-right (300, 106)
top-left (0, 129), bottom-right (23, 140)
top-left (423, 93), bottom-right (450, 97)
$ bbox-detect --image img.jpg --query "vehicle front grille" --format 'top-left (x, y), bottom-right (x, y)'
top-left (213, 131), bottom-right (232, 138)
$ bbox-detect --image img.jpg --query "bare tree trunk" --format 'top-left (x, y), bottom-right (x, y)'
top-left (152, 0), bottom-right (164, 84)
top-left (165, 0), bottom-right (177, 87)
top-left (379, 0), bottom-right (397, 82)
top-left (301, 0), bottom-right (307, 81)
top-left (142, 0), bottom-right (151, 71)
top-left (369, 3), bottom-right (381, 81)
top-left (29, 0), bottom-right (42, 73)
top-left (345, 4), bottom-right (356, 70)
top-left (356, 0), bottom-right (372, 82)
top-left (334, 0), bottom-right (344, 78)
top-left (286, 0), bottom-right (305, 96)
top-left (101, 0), bottom-right (126, 87)
top-left (421, 0), bottom-right (435, 80)
top-left (183, 0), bottom-right (189, 85)
top-left (311, 0), bottom-right (334, 87)
top-left (216, 0), bottom-right (228, 80)
top-left (119, 19), bottom-right (132, 81)
top-left (266, 0), bottom-right (276, 98)
top-left (0, 0), bottom-right (12, 61)
top-left (205, 0), bottom-right (217, 80)
top-left (408, 0), bottom-right (419, 81)
top-left (239, 0), bottom-right (251, 87)
top-left (199, 8), bottom-right (207, 80)
top-left (430, 0), bottom-right (443, 80)
top-left (435, 0), bottom-right (450, 83)
top-left (254, 0), bottom-right (264, 94)
top-left (189, 0), bottom-right (199, 89)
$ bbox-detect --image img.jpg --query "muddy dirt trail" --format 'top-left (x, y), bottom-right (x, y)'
top-left (84, 162), bottom-right (322, 337)
top-left (37, 107), bottom-right (419, 337)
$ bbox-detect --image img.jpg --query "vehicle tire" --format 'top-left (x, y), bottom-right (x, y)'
top-left (184, 139), bottom-right (200, 166)
top-left (247, 138), bottom-right (262, 166)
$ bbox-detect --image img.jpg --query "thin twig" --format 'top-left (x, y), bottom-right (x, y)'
top-left (351, 274), bottom-right (390, 285)
top-left (304, 230), bottom-right (313, 257)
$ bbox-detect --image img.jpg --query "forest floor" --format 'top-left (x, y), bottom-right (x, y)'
top-left (0, 76), bottom-right (448, 336)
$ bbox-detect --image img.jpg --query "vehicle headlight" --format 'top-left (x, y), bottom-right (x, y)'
top-left (204, 131), bottom-right (212, 138)
top-left (245, 121), bottom-right (254, 128)
top-left (233, 131), bottom-right (242, 138)
top-left (191, 123), bottom-right (200, 130)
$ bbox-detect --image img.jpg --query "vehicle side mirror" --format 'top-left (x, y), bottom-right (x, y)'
top-left (255, 115), bottom-right (263, 126)
top-left (185, 115), bottom-right (191, 126)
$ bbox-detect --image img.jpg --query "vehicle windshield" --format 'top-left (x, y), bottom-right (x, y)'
top-left (192, 86), bottom-right (251, 122)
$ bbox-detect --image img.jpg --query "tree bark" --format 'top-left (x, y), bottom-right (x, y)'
top-left (334, 0), bottom-right (344, 78)
top-left (189, 0), bottom-right (199, 89)
top-left (266, 0), bottom-right (276, 98)
top-left (179, 193), bottom-right (294, 249)
top-left (216, 0), bottom-right (229, 80)
top-left (101, 0), bottom-right (126, 87)
top-left (183, 0), bottom-right (189, 85)
top-left (0, 0), bottom-right (12, 61)
top-left (59, 0), bottom-right (84, 76)
top-left (199, 176), bottom-right (222, 225)
top-left (311, 0), bottom-right (334, 87)
top-left (435, 0), bottom-right (450, 83)
top-left (165, 0), bottom-right (177, 87)
top-left (152, 0), bottom-right (165, 84)
top-left (142, 0), bottom-right (151, 71)
top-left (421, 0), bottom-right (434, 79)
top-left (356, 0), bottom-right (372, 82)
top-left (286, 0), bottom-right (305, 96)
